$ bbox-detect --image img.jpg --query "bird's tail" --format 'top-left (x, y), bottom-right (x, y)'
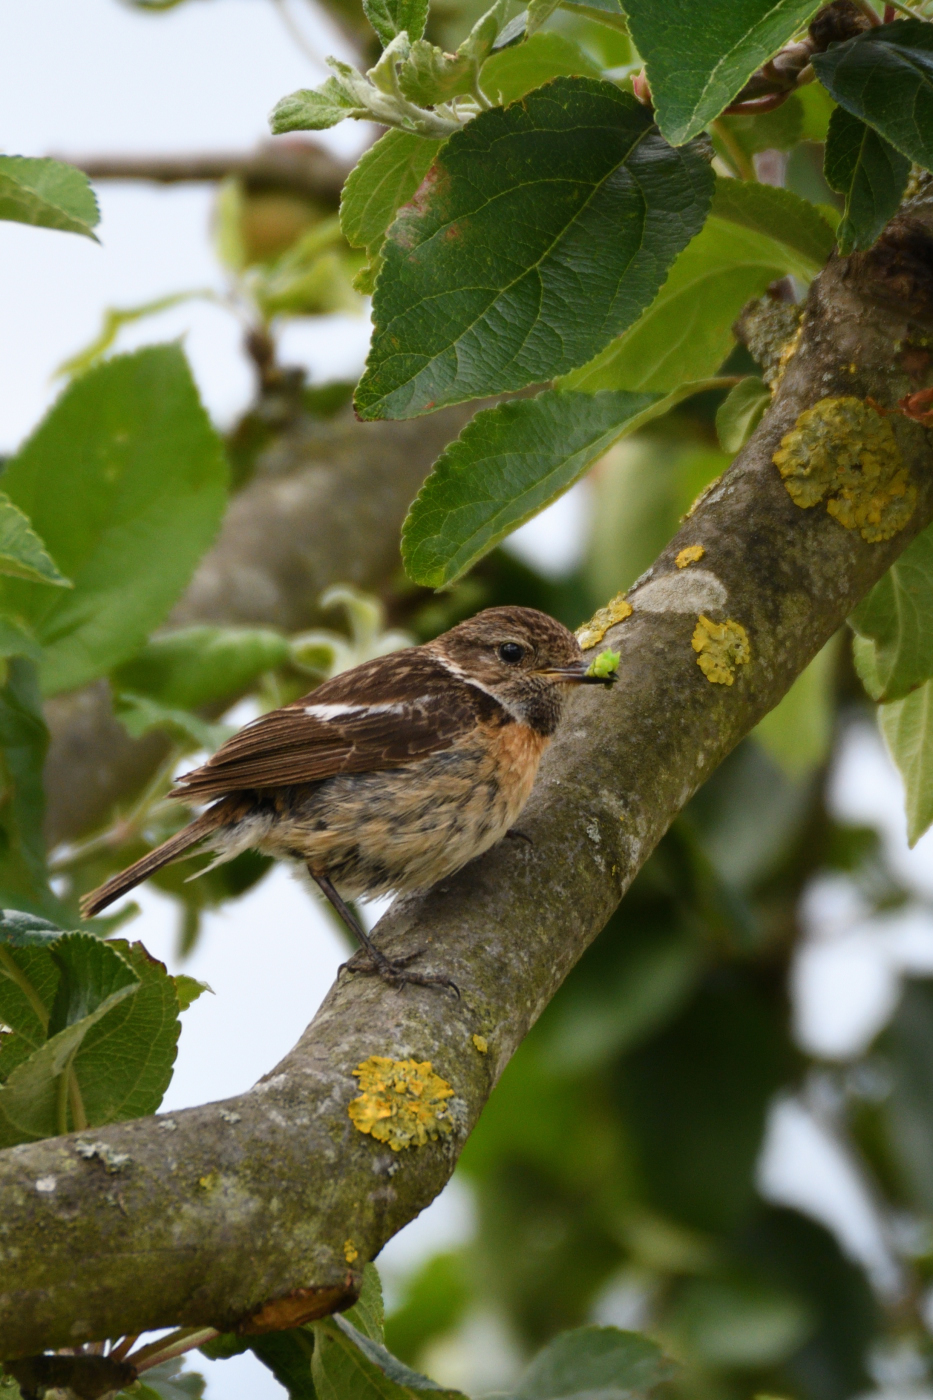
top-left (80, 804), bottom-right (231, 919)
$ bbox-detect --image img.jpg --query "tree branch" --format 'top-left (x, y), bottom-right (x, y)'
top-left (6, 200), bottom-right (933, 1358)
top-left (55, 141), bottom-right (351, 206)
top-left (43, 404), bottom-right (477, 847)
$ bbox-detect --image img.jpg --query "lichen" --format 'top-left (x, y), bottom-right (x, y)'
top-left (576, 594), bottom-right (633, 650)
top-left (344, 1239), bottom-right (359, 1263)
top-left (348, 1056), bottom-right (454, 1152)
top-left (675, 545), bottom-right (705, 568)
top-left (773, 396), bottom-right (915, 542)
top-left (691, 616), bottom-right (751, 686)
top-left (471, 1035), bottom-right (488, 1054)
top-left (738, 297), bottom-right (803, 388)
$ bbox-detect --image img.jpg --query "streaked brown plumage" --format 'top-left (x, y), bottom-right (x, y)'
top-left (81, 606), bottom-right (614, 989)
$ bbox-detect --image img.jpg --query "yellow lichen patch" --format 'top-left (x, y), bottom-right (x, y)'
top-left (675, 545), bottom-right (705, 568)
top-left (472, 1035), bottom-right (488, 1054)
top-left (773, 396), bottom-right (916, 542)
top-left (344, 1239), bottom-right (359, 1263)
top-left (198, 1171), bottom-right (220, 1192)
top-left (692, 616), bottom-right (751, 686)
top-left (576, 593), bottom-right (633, 650)
top-left (348, 1056), bottom-right (454, 1152)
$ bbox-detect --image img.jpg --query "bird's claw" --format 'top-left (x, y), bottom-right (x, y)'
top-left (345, 947), bottom-right (459, 997)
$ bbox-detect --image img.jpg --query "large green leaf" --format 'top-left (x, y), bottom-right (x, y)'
top-left (112, 626), bottom-right (289, 711)
top-left (622, 0), bottom-right (822, 146)
top-left (340, 131), bottom-right (443, 262)
top-left (0, 660), bottom-right (62, 920)
top-left (0, 934), bottom-right (140, 1146)
top-left (355, 78), bottom-right (713, 420)
top-left (813, 19), bottom-right (933, 174)
top-left (879, 680), bottom-right (933, 845)
top-left (752, 638), bottom-right (838, 776)
top-left (824, 105), bottom-right (910, 255)
top-left (402, 382), bottom-right (728, 587)
top-left (480, 32), bottom-right (602, 105)
top-left (850, 524), bottom-right (933, 703)
top-left (563, 181), bottom-right (832, 393)
top-left (314, 1315), bottom-right (464, 1399)
top-left (0, 156), bottom-right (100, 239)
top-left (0, 346), bottom-right (229, 696)
top-left (505, 1326), bottom-right (674, 1400)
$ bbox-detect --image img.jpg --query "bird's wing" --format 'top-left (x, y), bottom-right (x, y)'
top-left (172, 649), bottom-right (491, 800)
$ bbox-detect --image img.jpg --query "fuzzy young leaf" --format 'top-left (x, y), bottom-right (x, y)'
top-left (0, 156), bottom-right (100, 239)
top-left (0, 496), bottom-right (70, 589)
top-left (716, 377), bottom-right (771, 454)
top-left (622, 0), bottom-right (821, 146)
top-left (113, 626), bottom-right (289, 711)
top-left (813, 20), bottom-right (933, 174)
top-left (824, 106), bottom-right (910, 255)
top-left (356, 79), bottom-right (713, 420)
top-left (880, 680), bottom-right (933, 845)
top-left (397, 41), bottom-right (475, 106)
top-left (504, 1326), bottom-right (675, 1400)
top-left (271, 78), bottom-right (371, 133)
top-left (850, 523), bottom-right (933, 702)
top-left (364, 0), bottom-right (428, 46)
top-left (563, 182), bottom-right (831, 394)
top-left (402, 383), bottom-right (728, 586)
top-left (0, 346), bottom-right (229, 697)
top-left (341, 131), bottom-right (443, 259)
top-left (480, 32), bottom-right (601, 105)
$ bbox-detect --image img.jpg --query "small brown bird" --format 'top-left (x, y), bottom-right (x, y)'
top-left (82, 606), bottom-right (614, 989)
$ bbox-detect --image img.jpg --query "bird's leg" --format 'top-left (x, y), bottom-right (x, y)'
top-left (310, 870), bottom-right (459, 996)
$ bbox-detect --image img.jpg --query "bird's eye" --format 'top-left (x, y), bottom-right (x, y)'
top-left (498, 641), bottom-right (525, 665)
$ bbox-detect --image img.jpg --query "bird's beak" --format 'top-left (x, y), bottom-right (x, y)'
top-left (536, 662), bottom-right (617, 686)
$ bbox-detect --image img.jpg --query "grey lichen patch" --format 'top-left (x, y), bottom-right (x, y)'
top-left (75, 1141), bottom-right (131, 1174)
top-left (632, 569), bottom-right (727, 615)
top-left (737, 296), bottom-right (804, 388)
top-left (576, 593), bottom-right (633, 650)
top-left (691, 616), bottom-right (751, 686)
top-left (348, 1056), bottom-right (454, 1152)
top-left (773, 396), bottom-right (916, 542)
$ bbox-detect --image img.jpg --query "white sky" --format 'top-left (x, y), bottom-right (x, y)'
top-left (7, 3), bottom-right (933, 1394)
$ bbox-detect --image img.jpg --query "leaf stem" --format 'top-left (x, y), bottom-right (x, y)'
top-left (68, 1063), bottom-right (87, 1132)
top-left (0, 944), bottom-right (49, 1032)
top-left (128, 1327), bottom-right (220, 1373)
top-left (710, 120), bottom-right (755, 182)
top-left (56, 1062), bottom-right (71, 1136)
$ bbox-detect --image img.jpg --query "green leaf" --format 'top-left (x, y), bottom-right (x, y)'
top-left (666, 1277), bottom-right (814, 1368)
top-left (364, 0), bottom-right (428, 47)
top-left (879, 679), bottom-right (933, 845)
top-left (271, 78), bottom-right (371, 134)
top-left (0, 495), bottom-right (70, 589)
top-left (0, 618), bottom-right (40, 663)
top-left (813, 19), bottom-right (933, 174)
top-left (716, 377), bottom-right (771, 454)
top-left (824, 105), bottom-right (910, 255)
top-left (112, 625), bottom-right (290, 711)
top-left (0, 910), bottom-right (63, 948)
top-left (72, 940), bottom-right (183, 1125)
top-left (314, 1315), bottom-right (464, 1398)
top-left (0, 156), bottom-right (100, 239)
top-left (172, 974), bottom-right (211, 1012)
top-left (0, 659), bottom-right (62, 920)
top-left (0, 934), bottom-right (140, 1146)
top-left (480, 31), bottom-right (601, 105)
top-left (752, 637), bottom-right (838, 776)
top-left (715, 93), bottom-right (804, 160)
top-left (504, 1326), bottom-right (675, 1400)
top-left (344, 1264), bottom-right (387, 1343)
top-left (355, 78), bottom-right (714, 420)
top-left (341, 132), bottom-right (443, 263)
top-left (850, 524), bottom-right (933, 702)
top-left (622, 0), bottom-right (822, 146)
top-left (403, 382), bottom-right (728, 586)
top-left (0, 346), bottom-right (229, 697)
top-left (563, 182), bottom-right (831, 394)
top-left (112, 692), bottom-right (230, 752)
top-left (125, 1359), bottom-right (206, 1400)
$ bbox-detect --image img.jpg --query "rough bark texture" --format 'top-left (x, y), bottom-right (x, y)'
top-left (43, 404), bottom-right (476, 848)
top-left (6, 203), bottom-right (933, 1358)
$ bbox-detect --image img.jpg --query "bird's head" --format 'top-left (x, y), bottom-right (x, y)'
top-left (429, 605), bottom-right (615, 736)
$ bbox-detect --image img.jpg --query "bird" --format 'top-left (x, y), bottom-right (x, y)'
top-left (81, 606), bottom-right (615, 990)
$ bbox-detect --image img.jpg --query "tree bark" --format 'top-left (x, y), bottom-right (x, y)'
top-left (5, 201), bottom-right (933, 1358)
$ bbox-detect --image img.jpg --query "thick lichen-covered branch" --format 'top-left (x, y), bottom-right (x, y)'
top-left (5, 198), bottom-right (933, 1360)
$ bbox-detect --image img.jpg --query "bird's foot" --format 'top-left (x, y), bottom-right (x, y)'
top-left (344, 946), bottom-right (460, 997)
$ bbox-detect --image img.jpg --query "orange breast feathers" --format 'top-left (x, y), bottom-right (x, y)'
top-left (484, 719), bottom-right (551, 825)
